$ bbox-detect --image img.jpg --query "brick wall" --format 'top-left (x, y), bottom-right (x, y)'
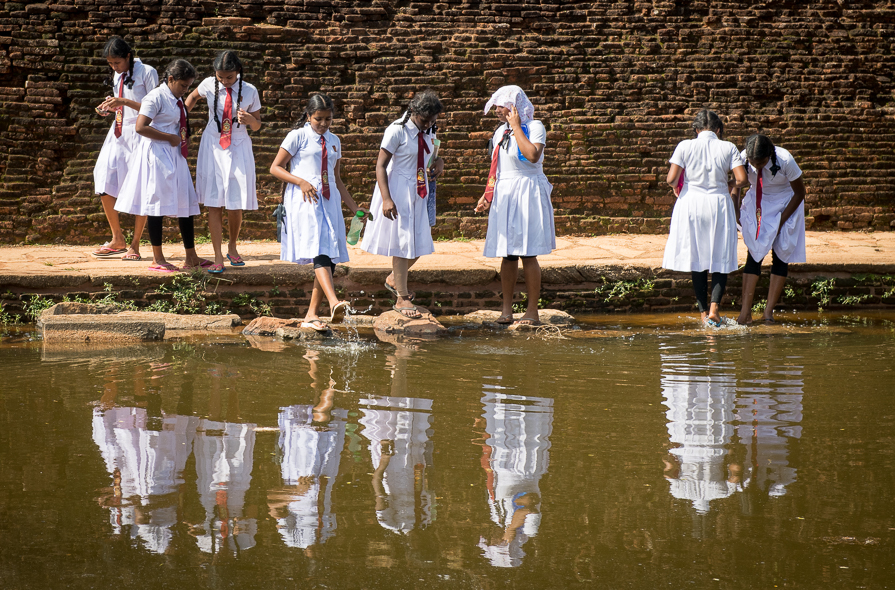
top-left (1, 0), bottom-right (894, 245)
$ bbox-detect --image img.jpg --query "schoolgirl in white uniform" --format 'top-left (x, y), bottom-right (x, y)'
top-left (271, 94), bottom-right (364, 329)
top-left (184, 50), bottom-right (262, 274)
top-left (92, 37), bottom-right (156, 260)
top-left (115, 59), bottom-right (209, 272)
top-left (662, 109), bottom-right (749, 326)
top-left (475, 85), bottom-right (555, 326)
top-left (734, 134), bottom-right (807, 324)
top-left (361, 89), bottom-right (445, 318)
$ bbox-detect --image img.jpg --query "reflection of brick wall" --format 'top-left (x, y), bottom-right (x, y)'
top-left (1, 1), bottom-right (894, 244)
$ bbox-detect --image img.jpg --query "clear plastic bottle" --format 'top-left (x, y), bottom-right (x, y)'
top-left (346, 210), bottom-right (365, 245)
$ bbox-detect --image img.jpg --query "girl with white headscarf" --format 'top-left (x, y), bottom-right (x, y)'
top-left (475, 86), bottom-right (555, 326)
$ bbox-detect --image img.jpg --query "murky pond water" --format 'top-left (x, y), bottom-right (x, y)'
top-left (1, 312), bottom-right (894, 589)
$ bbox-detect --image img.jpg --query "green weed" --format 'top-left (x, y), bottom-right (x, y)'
top-left (810, 277), bottom-right (836, 310)
top-left (0, 302), bottom-right (22, 326)
top-left (752, 299), bottom-right (767, 314)
top-left (597, 277), bottom-right (654, 301)
top-left (23, 295), bottom-right (56, 322)
top-left (838, 294), bottom-right (871, 306)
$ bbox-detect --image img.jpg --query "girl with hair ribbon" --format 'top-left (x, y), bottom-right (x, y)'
top-left (184, 50), bottom-right (262, 274)
top-left (475, 86), bottom-right (555, 326)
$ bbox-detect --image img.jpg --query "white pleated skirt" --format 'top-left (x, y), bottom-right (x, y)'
top-left (114, 138), bottom-right (199, 218)
top-left (662, 187), bottom-right (738, 273)
top-left (483, 171), bottom-right (556, 258)
top-left (361, 171), bottom-right (434, 259)
top-left (93, 124), bottom-right (138, 198)
top-left (280, 183), bottom-right (349, 265)
top-left (740, 188), bottom-right (806, 264)
top-left (196, 130), bottom-right (258, 210)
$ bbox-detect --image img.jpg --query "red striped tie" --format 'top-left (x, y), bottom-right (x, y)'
top-left (176, 99), bottom-right (188, 158)
top-left (320, 136), bottom-right (330, 200)
top-left (219, 87), bottom-right (232, 149)
top-left (114, 75), bottom-right (124, 138)
top-left (416, 132), bottom-right (430, 198)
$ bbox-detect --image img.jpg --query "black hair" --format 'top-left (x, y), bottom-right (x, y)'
top-left (691, 108), bottom-right (724, 140)
top-left (294, 93), bottom-right (336, 128)
top-left (744, 134), bottom-right (781, 177)
top-left (160, 59), bottom-right (198, 138)
top-left (102, 37), bottom-right (135, 90)
top-left (212, 50), bottom-right (244, 132)
top-left (395, 89), bottom-right (444, 134)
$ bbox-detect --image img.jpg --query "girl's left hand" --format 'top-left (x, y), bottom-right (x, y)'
top-left (428, 157), bottom-right (445, 180)
top-left (236, 109), bottom-right (252, 125)
top-left (507, 104), bottom-right (522, 130)
top-left (100, 96), bottom-right (124, 111)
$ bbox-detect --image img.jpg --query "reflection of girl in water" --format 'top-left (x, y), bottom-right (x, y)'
top-left (268, 350), bottom-right (347, 551)
top-left (475, 392), bottom-right (553, 568)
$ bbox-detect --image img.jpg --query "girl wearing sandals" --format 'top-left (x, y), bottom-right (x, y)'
top-left (475, 86), bottom-right (555, 327)
top-left (734, 134), bottom-right (806, 325)
top-left (114, 59), bottom-right (211, 272)
top-left (184, 50), bottom-right (262, 274)
top-left (361, 90), bottom-right (445, 319)
top-left (662, 109), bottom-right (749, 326)
top-left (92, 37), bottom-right (155, 261)
top-left (270, 94), bottom-right (365, 330)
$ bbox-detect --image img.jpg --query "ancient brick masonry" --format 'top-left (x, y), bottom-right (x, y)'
top-left (0, 0), bottom-right (893, 245)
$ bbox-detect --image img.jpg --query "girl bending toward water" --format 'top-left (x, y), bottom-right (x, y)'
top-left (475, 86), bottom-right (555, 326)
top-left (662, 109), bottom-right (749, 326)
top-left (184, 50), bottom-right (262, 274)
top-left (734, 134), bottom-right (806, 324)
top-left (361, 90), bottom-right (445, 319)
top-left (270, 94), bottom-right (366, 330)
top-left (114, 59), bottom-right (209, 272)
top-left (92, 37), bottom-right (155, 261)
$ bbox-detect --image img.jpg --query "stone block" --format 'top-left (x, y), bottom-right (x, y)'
top-left (41, 315), bottom-right (165, 342)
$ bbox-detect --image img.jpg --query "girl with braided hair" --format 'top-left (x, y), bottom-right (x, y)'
top-left (361, 89), bottom-right (445, 318)
top-left (92, 37), bottom-right (156, 261)
top-left (734, 134), bottom-right (807, 324)
top-left (184, 50), bottom-right (262, 274)
top-left (114, 59), bottom-right (209, 272)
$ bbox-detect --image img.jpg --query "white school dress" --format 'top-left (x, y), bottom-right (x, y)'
top-left (483, 121), bottom-right (555, 258)
top-left (195, 76), bottom-right (261, 210)
top-left (361, 117), bottom-right (436, 259)
top-left (739, 146), bottom-right (806, 264)
top-left (280, 124), bottom-right (349, 265)
top-left (662, 130), bottom-right (745, 274)
top-left (359, 395), bottom-right (434, 534)
top-left (93, 59), bottom-right (158, 198)
top-left (114, 84), bottom-right (199, 218)
top-left (477, 392), bottom-right (553, 568)
top-left (274, 405), bottom-right (347, 549)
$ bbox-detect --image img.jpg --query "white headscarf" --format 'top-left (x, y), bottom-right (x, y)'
top-left (484, 85), bottom-right (534, 125)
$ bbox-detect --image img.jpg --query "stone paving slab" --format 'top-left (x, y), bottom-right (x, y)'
top-left (1, 232), bottom-right (894, 289)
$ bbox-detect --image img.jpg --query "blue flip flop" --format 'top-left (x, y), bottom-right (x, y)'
top-left (227, 253), bottom-right (246, 267)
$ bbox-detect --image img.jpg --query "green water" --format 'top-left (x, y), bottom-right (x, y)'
top-left (1, 313), bottom-right (894, 589)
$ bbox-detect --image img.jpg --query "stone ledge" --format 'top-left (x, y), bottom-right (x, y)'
top-left (41, 316), bottom-right (165, 342)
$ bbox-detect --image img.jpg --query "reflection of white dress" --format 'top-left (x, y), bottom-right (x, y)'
top-left (477, 393), bottom-right (553, 568)
top-left (661, 354), bottom-right (739, 514)
top-left (359, 395), bottom-right (434, 534)
top-left (274, 405), bottom-right (347, 549)
top-left (193, 420), bottom-right (257, 554)
top-left (735, 367), bottom-right (803, 497)
top-left (91, 407), bottom-right (196, 554)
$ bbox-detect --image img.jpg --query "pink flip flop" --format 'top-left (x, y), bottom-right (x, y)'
top-left (149, 263), bottom-right (180, 273)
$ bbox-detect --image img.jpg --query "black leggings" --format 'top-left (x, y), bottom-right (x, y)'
top-left (743, 250), bottom-right (789, 278)
top-left (691, 271), bottom-right (728, 313)
top-left (313, 254), bottom-right (336, 273)
top-left (147, 216), bottom-right (195, 249)
top-left (503, 255), bottom-right (535, 263)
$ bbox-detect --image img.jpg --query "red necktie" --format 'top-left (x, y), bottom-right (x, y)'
top-left (320, 135), bottom-right (330, 200)
top-left (416, 132), bottom-right (430, 199)
top-left (219, 87), bottom-right (232, 149)
top-left (114, 75), bottom-right (124, 138)
top-left (176, 99), bottom-right (188, 158)
top-left (755, 168), bottom-right (763, 239)
top-left (482, 128), bottom-right (512, 203)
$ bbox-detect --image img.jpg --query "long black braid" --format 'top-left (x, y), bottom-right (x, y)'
top-left (744, 134), bottom-right (781, 177)
top-left (160, 59), bottom-right (198, 138)
top-left (393, 89), bottom-right (443, 134)
top-left (211, 50), bottom-right (244, 133)
top-left (102, 37), bottom-right (136, 90)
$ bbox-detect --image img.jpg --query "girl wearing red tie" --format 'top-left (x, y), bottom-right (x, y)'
top-left (361, 90), bottom-right (445, 319)
top-left (91, 37), bottom-right (156, 261)
top-left (475, 86), bottom-right (554, 326)
top-left (270, 94), bottom-right (365, 330)
top-left (734, 134), bottom-right (806, 325)
top-left (185, 51), bottom-right (262, 274)
top-left (114, 59), bottom-right (208, 272)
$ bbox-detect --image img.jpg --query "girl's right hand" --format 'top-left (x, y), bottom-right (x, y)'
top-left (382, 198), bottom-right (397, 220)
top-left (168, 133), bottom-right (181, 147)
top-left (299, 179), bottom-right (318, 203)
top-left (475, 196), bottom-right (490, 213)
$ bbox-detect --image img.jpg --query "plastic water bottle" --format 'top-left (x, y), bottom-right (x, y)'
top-left (346, 211), bottom-right (365, 245)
